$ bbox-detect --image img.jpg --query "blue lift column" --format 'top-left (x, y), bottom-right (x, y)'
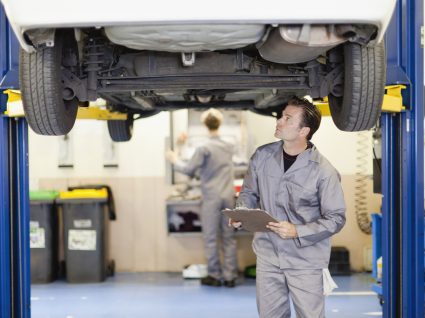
top-left (382, 0), bottom-right (424, 317)
top-left (0, 5), bottom-right (31, 318)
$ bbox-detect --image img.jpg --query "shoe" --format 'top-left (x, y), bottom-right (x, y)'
top-left (223, 279), bottom-right (236, 288)
top-left (200, 275), bottom-right (222, 287)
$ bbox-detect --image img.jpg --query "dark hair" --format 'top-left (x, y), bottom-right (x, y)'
top-left (204, 113), bottom-right (221, 130)
top-left (285, 96), bottom-right (322, 140)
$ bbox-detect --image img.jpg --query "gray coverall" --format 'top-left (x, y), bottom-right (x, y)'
top-left (236, 141), bottom-right (346, 318)
top-left (174, 136), bottom-right (238, 281)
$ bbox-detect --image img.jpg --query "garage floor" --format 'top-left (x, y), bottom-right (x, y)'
top-left (31, 272), bottom-right (382, 318)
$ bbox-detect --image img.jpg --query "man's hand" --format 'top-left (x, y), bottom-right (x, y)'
top-left (165, 150), bottom-right (178, 164)
top-left (228, 218), bottom-right (242, 229)
top-left (176, 132), bottom-right (188, 146)
top-left (266, 221), bottom-right (298, 239)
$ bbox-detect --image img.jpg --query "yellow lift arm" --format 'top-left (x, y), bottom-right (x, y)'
top-left (313, 85), bottom-right (406, 115)
top-left (76, 107), bottom-right (127, 120)
top-left (3, 85), bottom-right (406, 119)
top-left (2, 90), bottom-right (127, 120)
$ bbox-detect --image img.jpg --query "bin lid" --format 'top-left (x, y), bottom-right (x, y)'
top-left (30, 190), bottom-right (59, 201)
top-left (59, 188), bottom-right (108, 200)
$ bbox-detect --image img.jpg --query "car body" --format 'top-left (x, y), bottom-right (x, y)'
top-left (1, 0), bottom-right (396, 141)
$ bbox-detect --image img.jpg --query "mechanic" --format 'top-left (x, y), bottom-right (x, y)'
top-left (230, 97), bottom-right (346, 317)
top-left (166, 108), bottom-right (238, 287)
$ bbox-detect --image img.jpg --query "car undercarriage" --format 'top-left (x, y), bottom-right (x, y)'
top-left (19, 24), bottom-right (386, 140)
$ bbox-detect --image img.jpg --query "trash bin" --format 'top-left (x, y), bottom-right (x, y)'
top-left (29, 190), bottom-right (59, 284)
top-left (57, 188), bottom-right (115, 283)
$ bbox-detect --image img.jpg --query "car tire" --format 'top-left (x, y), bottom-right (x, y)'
top-left (19, 30), bottom-right (79, 135)
top-left (107, 117), bottom-right (134, 142)
top-left (328, 41), bottom-right (386, 131)
top-left (107, 260), bottom-right (115, 277)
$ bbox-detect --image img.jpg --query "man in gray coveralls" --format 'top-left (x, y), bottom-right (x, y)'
top-left (166, 109), bottom-right (238, 287)
top-left (230, 97), bottom-right (346, 317)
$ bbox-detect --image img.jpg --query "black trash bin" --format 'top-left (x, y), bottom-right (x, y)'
top-left (57, 188), bottom-right (115, 283)
top-left (29, 190), bottom-right (59, 284)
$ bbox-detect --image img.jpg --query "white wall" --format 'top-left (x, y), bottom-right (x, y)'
top-left (29, 112), bottom-right (171, 188)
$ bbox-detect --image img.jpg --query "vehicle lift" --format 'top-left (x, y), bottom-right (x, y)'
top-left (0, 0), bottom-right (423, 317)
top-left (379, 1), bottom-right (424, 317)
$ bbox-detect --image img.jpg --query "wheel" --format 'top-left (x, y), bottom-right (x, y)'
top-left (107, 260), bottom-right (115, 277)
top-left (328, 41), bottom-right (386, 131)
top-left (58, 260), bottom-right (66, 279)
top-left (20, 30), bottom-right (79, 135)
top-left (107, 117), bottom-right (134, 142)
top-left (378, 295), bottom-right (384, 306)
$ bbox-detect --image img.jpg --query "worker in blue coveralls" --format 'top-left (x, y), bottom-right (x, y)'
top-left (230, 97), bottom-right (346, 317)
top-left (166, 109), bottom-right (238, 287)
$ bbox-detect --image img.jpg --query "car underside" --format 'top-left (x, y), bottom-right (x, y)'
top-left (18, 23), bottom-right (386, 140)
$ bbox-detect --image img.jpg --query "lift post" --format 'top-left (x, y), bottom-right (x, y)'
top-left (381, 0), bottom-right (424, 317)
top-left (0, 5), bottom-right (31, 318)
top-left (0, 117), bottom-right (31, 318)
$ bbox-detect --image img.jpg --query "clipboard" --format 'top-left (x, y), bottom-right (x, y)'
top-left (222, 208), bottom-right (278, 232)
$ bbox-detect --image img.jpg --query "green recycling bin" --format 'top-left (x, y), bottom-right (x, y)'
top-left (30, 190), bottom-right (59, 283)
top-left (57, 188), bottom-right (115, 283)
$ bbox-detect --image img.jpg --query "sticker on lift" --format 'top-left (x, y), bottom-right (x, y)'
top-left (30, 227), bottom-right (45, 248)
top-left (68, 229), bottom-right (97, 250)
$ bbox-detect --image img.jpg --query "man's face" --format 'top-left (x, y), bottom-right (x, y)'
top-left (274, 105), bottom-right (306, 141)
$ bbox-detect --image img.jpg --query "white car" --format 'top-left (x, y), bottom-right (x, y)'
top-left (2, 0), bottom-right (396, 141)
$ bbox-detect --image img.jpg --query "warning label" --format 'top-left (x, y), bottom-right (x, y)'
top-left (30, 227), bottom-right (45, 249)
top-left (68, 230), bottom-right (97, 250)
top-left (73, 219), bottom-right (92, 228)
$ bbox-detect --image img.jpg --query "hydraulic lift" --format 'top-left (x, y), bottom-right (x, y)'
top-left (0, 5), bottom-right (30, 318)
top-left (0, 0), bottom-right (423, 317)
top-left (380, 0), bottom-right (424, 317)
